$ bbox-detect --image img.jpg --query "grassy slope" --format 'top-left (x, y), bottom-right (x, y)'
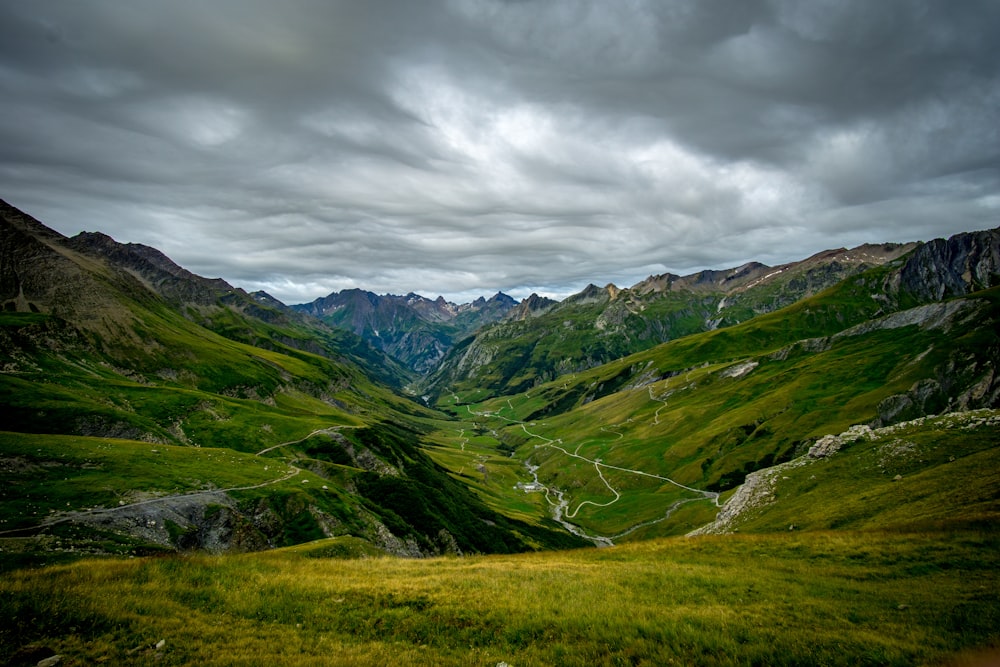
top-left (703, 411), bottom-right (1000, 534)
top-left (2, 529), bottom-right (997, 666)
top-left (429, 258), bottom-right (907, 401)
top-left (0, 276), bottom-right (583, 559)
top-left (424, 284), bottom-right (998, 541)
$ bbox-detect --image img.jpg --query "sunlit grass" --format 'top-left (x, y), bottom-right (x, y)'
top-left (3, 530), bottom-right (997, 666)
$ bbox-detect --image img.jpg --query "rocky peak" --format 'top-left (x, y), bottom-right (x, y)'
top-left (64, 231), bottom-right (239, 307)
top-left (0, 199), bottom-right (65, 243)
top-left (898, 228), bottom-right (1000, 302)
top-left (563, 283), bottom-right (612, 306)
top-left (506, 293), bottom-right (558, 321)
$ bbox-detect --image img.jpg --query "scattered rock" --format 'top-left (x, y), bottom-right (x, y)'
top-left (893, 474), bottom-right (903, 482)
top-left (6, 644), bottom-right (55, 665)
top-left (720, 360), bottom-right (758, 379)
top-left (808, 435), bottom-right (842, 458)
top-left (37, 655), bottom-right (62, 667)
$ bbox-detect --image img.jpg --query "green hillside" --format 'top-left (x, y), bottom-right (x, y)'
top-left (426, 283), bottom-right (999, 543)
top-left (0, 203), bottom-right (581, 562)
top-left (422, 244), bottom-right (916, 401)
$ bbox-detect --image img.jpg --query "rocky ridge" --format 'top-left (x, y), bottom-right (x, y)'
top-left (690, 409), bottom-right (1000, 535)
top-left (293, 289), bottom-right (517, 373)
top-left (420, 239), bottom-right (945, 400)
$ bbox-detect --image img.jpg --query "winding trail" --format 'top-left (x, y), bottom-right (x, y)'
top-left (1, 466), bottom-right (302, 537)
top-left (256, 425), bottom-right (357, 456)
top-left (454, 381), bottom-right (720, 545)
top-left (2, 425), bottom-right (356, 538)
top-left (519, 422), bottom-right (719, 502)
top-left (648, 386), bottom-right (672, 426)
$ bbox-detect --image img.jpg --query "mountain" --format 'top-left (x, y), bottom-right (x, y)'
top-left (3, 197), bottom-right (998, 558)
top-left (0, 200), bottom-right (583, 561)
top-left (293, 289), bottom-right (517, 373)
top-left (421, 226), bottom-right (998, 544)
top-left (421, 241), bottom-right (924, 401)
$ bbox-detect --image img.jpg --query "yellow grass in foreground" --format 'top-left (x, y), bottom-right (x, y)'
top-left (3, 530), bottom-right (999, 666)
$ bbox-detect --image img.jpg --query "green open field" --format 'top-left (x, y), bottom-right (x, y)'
top-left (3, 529), bottom-right (998, 666)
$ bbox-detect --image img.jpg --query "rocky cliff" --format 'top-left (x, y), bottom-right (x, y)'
top-left (293, 289), bottom-right (517, 373)
top-left (897, 228), bottom-right (1000, 302)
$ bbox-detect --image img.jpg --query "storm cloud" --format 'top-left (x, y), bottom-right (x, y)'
top-left (1, 0), bottom-right (998, 303)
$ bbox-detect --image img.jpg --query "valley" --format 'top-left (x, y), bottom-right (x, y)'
top-left (2, 199), bottom-right (999, 665)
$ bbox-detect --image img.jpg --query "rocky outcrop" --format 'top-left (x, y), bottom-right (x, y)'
top-left (505, 293), bottom-right (558, 321)
top-left (690, 411), bottom-right (1000, 535)
top-left (897, 228), bottom-right (1000, 302)
top-left (64, 491), bottom-right (273, 553)
top-left (688, 456), bottom-right (815, 535)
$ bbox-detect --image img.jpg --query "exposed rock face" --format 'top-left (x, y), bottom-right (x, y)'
top-left (65, 492), bottom-right (273, 553)
top-left (874, 379), bottom-right (947, 427)
top-left (293, 289), bottom-right (516, 373)
top-left (808, 425), bottom-right (873, 458)
top-left (505, 292), bottom-right (558, 320)
top-left (807, 435), bottom-right (842, 458)
top-left (898, 228), bottom-right (1000, 302)
top-left (688, 456), bottom-right (815, 536)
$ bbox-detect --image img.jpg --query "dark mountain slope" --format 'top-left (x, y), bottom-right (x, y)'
top-left (294, 289), bottom-right (516, 373)
top-left (0, 200), bottom-right (583, 561)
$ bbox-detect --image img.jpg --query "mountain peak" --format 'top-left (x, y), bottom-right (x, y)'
top-left (506, 293), bottom-right (558, 321)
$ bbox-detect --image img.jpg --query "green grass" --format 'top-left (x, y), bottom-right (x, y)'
top-left (428, 259), bottom-right (914, 402)
top-left (422, 290), bottom-right (999, 542)
top-left (725, 411), bottom-right (1000, 533)
top-left (0, 431), bottom-right (288, 532)
top-left (2, 529), bottom-right (997, 665)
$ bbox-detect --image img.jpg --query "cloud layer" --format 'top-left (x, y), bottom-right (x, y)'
top-left (2, 0), bottom-right (998, 303)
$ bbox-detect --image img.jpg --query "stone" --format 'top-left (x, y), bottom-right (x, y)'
top-left (808, 434), bottom-right (841, 458)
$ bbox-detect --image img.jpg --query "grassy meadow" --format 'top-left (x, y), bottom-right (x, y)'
top-left (2, 529), bottom-right (998, 666)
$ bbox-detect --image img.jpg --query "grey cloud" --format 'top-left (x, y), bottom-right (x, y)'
top-left (1, 1), bottom-right (998, 304)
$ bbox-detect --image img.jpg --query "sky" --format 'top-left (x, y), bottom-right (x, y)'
top-left (1, 1), bottom-right (999, 305)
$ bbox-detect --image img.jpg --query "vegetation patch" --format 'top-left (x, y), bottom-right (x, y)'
top-left (1, 530), bottom-right (997, 666)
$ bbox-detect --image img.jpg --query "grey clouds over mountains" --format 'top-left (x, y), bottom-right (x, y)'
top-left (1, 1), bottom-right (998, 304)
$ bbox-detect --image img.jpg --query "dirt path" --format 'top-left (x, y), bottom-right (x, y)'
top-left (1, 466), bottom-right (302, 537)
top-left (2, 422), bottom-right (351, 538)
top-left (519, 422), bottom-right (719, 504)
top-left (456, 390), bottom-right (721, 542)
top-left (256, 425), bottom-right (357, 456)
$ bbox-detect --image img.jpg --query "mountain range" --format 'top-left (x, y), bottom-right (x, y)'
top-left (1, 196), bottom-right (998, 559)
top-left (292, 289), bottom-right (517, 374)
